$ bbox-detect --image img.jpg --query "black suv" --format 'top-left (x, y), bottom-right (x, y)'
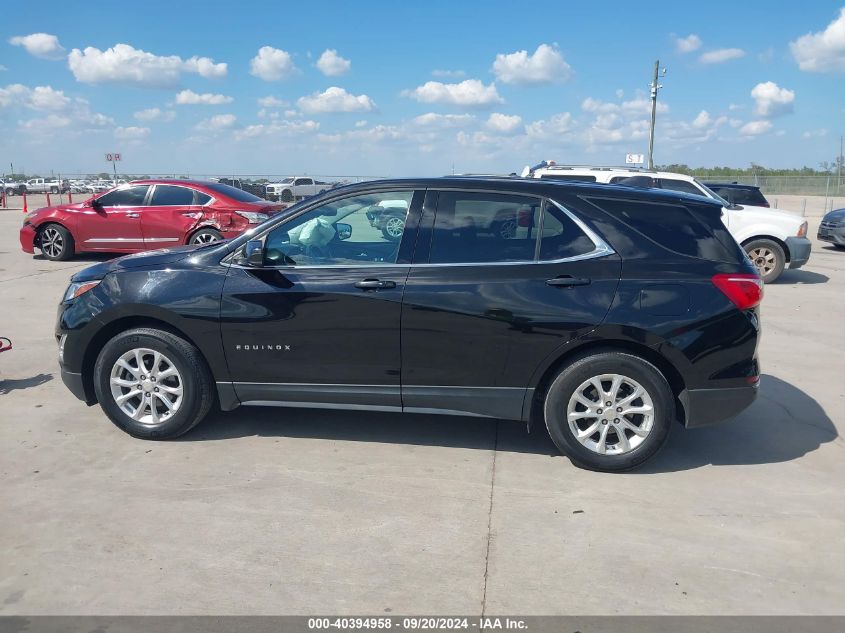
top-left (704, 182), bottom-right (770, 207)
top-left (56, 178), bottom-right (762, 471)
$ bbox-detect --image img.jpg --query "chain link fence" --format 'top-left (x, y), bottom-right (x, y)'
top-left (693, 173), bottom-right (845, 197)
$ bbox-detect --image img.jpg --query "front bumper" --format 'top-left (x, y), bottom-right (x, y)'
top-left (817, 225), bottom-right (845, 246)
top-left (19, 223), bottom-right (36, 254)
top-left (60, 363), bottom-right (94, 404)
top-left (680, 383), bottom-right (759, 428)
top-left (785, 236), bottom-right (812, 269)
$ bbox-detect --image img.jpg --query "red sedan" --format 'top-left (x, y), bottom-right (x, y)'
top-left (20, 179), bottom-right (284, 261)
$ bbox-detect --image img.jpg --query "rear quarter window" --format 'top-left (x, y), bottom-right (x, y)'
top-left (582, 196), bottom-right (740, 262)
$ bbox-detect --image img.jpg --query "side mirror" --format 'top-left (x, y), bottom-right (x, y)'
top-left (89, 198), bottom-right (103, 209)
top-left (335, 222), bottom-right (352, 240)
top-left (245, 239), bottom-right (265, 267)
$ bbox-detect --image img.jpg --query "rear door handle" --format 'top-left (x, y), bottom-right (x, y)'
top-left (354, 279), bottom-right (396, 290)
top-left (125, 212), bottom-right (140, 218)
top-left (546, 275), bottom-right (591, 287)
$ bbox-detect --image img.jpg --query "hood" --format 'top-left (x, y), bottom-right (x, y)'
top-left (823, 208), bottom-right (845, 222)
top-left (71, 243), bottom-right (219, 282)
top-left (737, 204), bottom-right (805, 226)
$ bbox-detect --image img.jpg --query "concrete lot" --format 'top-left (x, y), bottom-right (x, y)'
top-left (0, 208), bottom-right (843, 615)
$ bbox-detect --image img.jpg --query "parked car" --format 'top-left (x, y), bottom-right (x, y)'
top-left (523, 163), bottom-right (810, 283)
top-left (20, 179), bottom-right (284, 261)
top-left (20, 177), bottom-right (67, 194)
top-left (2, 179), bottom-right (23, 195)
top-left (704, 182), bottom-right (770, 207)
top-left (55, 177), bottom-right (762, 472)
top-left (265, 177), bottom-right (331, 202)
top-left (818, 208), bottom-right (845, 249)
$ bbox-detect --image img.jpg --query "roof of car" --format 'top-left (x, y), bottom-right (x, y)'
top-left (703, 182), bottom-right (762, 190)
top-left (129, 178), bottom-right (221, 187)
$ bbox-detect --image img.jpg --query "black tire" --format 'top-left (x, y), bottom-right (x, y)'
top-left (50, 186), bottom-right (59, 194)
top-left (188, 228), bottom-right (223, 245)
top-left (4, 187), bottom-right (14, 196)
top-left (93, 328), bottom-right (214, 439)
top-left (380, 214), bottom-right (406, 242)
top-left (543, 351), bottom-right (674, 472)
top-left (743, 238), bottom-right (785, 283)
top-left (38, 223), bottom-right (75, 261)
top-left (281, 189), bottom-right (294, 202)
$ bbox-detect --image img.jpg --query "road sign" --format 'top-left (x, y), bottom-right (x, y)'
top-left (625, 153), bottom-right (645, 165)
top-left (105, 153), bottom-right (122, 162)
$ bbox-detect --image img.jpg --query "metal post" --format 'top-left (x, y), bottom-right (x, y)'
top-left (647, 60), bottom-right (663, 170)
top-left (839, 135), bottom-right (843, 193)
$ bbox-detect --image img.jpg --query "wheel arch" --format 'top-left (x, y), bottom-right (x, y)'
top-left (526, 338), bottom-right (687, 430)
top-left (185, 224), bottom-right (222, 244)
top-left (740, 234), bottom-right (791, 262)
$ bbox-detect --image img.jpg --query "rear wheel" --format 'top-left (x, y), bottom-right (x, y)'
top-left (39, 224), bottom-right (75, 261)
top-left (189, 228), bottom-right (222, 245)
top-left (381, 214), bottom-right (406, 242)
top-left (93, 328), bottom-right (214, 439)
top-left (281, 189), bottom-right (294, 202)
top-left (543, 351), bottom-right (674, 472)
top-left (744, 238), bottom-right (785, 283)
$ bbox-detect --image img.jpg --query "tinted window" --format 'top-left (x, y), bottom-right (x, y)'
top-left (195, 191), bottom-right (212, 205)
top-left (150, 185), bottom-right (196, 206)
top-left (429, 192), bottom-right (541, 264)
top-left (712, 187), bottom-right (768, 206)
top-left (539, 203), bottom-right (597, 260)
top-left (659, 178), bottom-right (706, 196)
top-left (261, 191), bottom-right (415, 266)
top-left (540, 174), bottom-right (597, 182)
top-left (204, 182), bottom-right (264, 203)
top-left (585, 197), bottom-right (735, 261)
top-left (95, 185), bottom-right (149, 207)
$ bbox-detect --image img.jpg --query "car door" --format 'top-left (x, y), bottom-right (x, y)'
top-left (400, 189), bottom-right (622, 420)
top-left (219, 188), bottom-right (424, 408)
top-left (141, 184), bottom-right (207, 248)
top-left (75, 184), bottom-right (149, 251)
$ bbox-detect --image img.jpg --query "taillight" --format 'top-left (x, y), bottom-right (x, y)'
top-left (712, 273), bottom-right (763, 310)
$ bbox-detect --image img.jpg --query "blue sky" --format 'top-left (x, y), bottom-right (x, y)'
top-left (1, 0), bottom-right (844, 177)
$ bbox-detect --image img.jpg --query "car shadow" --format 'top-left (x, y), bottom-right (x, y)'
top-left (32, 253), bottom-right (115, 263)
top-left (775, 269), bottom-right (829, 284)
top-left (0, 372), bottom-right (53, 395)
top-left (638, 374), bottom-right (837, 473)
top-left (821, 245), bottom-right (844, 252)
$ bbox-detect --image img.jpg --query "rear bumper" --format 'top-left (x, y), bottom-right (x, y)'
top-left (785, 236), bottom-right (812, 269)
top-left (19, 223), bottom-right (36, 254)
top-left (680, 383), bottom-right (759, 428)
top-left (817, 226), bottom-right (845, 246)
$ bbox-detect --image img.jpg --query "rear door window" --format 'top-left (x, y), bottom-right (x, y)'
top-left (149, 185), bottom-right (197, 206)
top-left (539, 203), bottom-right (600, 261)
top-left (658, 178), bottom-right (706, 196)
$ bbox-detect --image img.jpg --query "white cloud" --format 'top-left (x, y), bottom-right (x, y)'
top-left (674, 34), bottom-right (702, 53)
top-left (235, 119), bottom-right (320, 141)
top-left (297, 86), bottom-right (376, 113)
top-left (133, 107), bottom-right (175, 122)
top-left (802, 128), bottom-right (828, 138)
top-left (67, 44), bottom-right (227, 87)
top-left (19, 114), bottom-right (72, 131)
top-left (9, 33), bottom-right (66, 60)
top-left (790, 7), bottom-right (845, 72)
top-left (728, 103), bottom-right (744, 111)
top-left (663, 111), bottom-right (727, 142)
top-left (403, 79), bottom-right (503, 107)
top-left (486, 112), bottom-right (523, 134)
top-left (492, 44), bottom-right (571, 84)
top-left (412, 112), bottom-right (474, 127)
top-left (739, 120), bottom-right (773, 136)
top-left (114, 126), bottom-right (150, 140)
top-left (355, 120), bottom-right (368, 128)
top-left (316, 49), bottom-right (351, 76)
top-left (699, 48), bottom-right (746, 64)
top-left (250, 46), bottom-right (298, 81)
top-left (195, 114), bottom-right (237, 131)
top-left (0, 84), bottom-right (70, 111)
top-left (432, 69), bottom-right (465, 78)
top-left (581, 96), bottom-right (667, 115)
top-left (692, 110), bottom-right (712, 129)
top-left (175, 89), bottom-right (233, 105)
top-left (257, 95), bottom-right (288, 108)
top-left (751, 81), bottom-right (795, 117)
top-left (525, 112), bottom-right (573, 138)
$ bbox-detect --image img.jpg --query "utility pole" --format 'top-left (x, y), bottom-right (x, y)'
top-left (647, 60), bottom-right (666, 170)
top-left (839, 135), bottom-right (843, 192)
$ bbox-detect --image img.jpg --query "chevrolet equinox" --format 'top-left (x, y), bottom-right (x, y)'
top-left (56, 177), bottom-right (762, 471)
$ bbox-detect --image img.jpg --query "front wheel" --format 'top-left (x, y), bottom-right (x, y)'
top-left (543, 351), bottom-right (674, 472)
top-left (744, 238), bottom-right (785, 283)
top-left (93, 328), bottom-right (214, 439)
top-left (50, 186), bottom-right (59, 194)
top-left (39, 224), bottom-right (75, 261)
top-left (189, 228), bottom-right (222, 245)
top-left (381, 214), bottom-right (406, 242)
top-left (280, 189), bottom-right (294, 202)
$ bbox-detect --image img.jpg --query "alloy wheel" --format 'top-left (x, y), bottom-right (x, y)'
top-left (41, 227), bottom-right (63, 258)
top-left (749, 247), bottom-right (776, 276)
top-left (566, 373), bottom-right (655, 455)
top-left (384, 216), bottom-right (405, 238)
top-left (109, 348), bottom-right (184, 426)
top-left (192, 232), bottom-right (220, 244)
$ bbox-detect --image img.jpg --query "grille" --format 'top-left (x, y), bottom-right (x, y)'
top-left (820, 221), bottom-right (840, 230)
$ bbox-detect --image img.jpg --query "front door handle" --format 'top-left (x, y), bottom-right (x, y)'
top-left (125, 212), bottom-right (140, 218)
top-left (546, 275), bottom-right (591, 287)
top-left (355, 279), bottom-right (396, 290)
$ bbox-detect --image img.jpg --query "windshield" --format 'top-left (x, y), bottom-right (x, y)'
top-left (204, 182), bottom-right (265, 203)
top-left (694, 179), bottom-right (731, 207)
top-left (279, 177), bottom-right (294, 184)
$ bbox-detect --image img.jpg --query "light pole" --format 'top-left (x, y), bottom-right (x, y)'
top-left (647, 60), bottom-right (667, 170)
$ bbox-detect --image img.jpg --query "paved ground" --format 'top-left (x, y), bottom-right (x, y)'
top-left (0, 210), bottom-right (843, 615)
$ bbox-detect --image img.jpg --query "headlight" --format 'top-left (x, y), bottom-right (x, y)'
top-left (235, 211), bottom-right (270, 224)
top-left (63, 280), bottom-right (101, 302)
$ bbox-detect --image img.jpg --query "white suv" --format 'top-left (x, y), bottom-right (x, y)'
top-left (522, 162), bottom-right (811, 283)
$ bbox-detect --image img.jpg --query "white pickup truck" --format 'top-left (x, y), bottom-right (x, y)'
top-left (19, 178), bottom-right (67, 194)
top-left (523, 162), bottom-right (812, 283)
top-left (265, 177), bottom-right (332, 202)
